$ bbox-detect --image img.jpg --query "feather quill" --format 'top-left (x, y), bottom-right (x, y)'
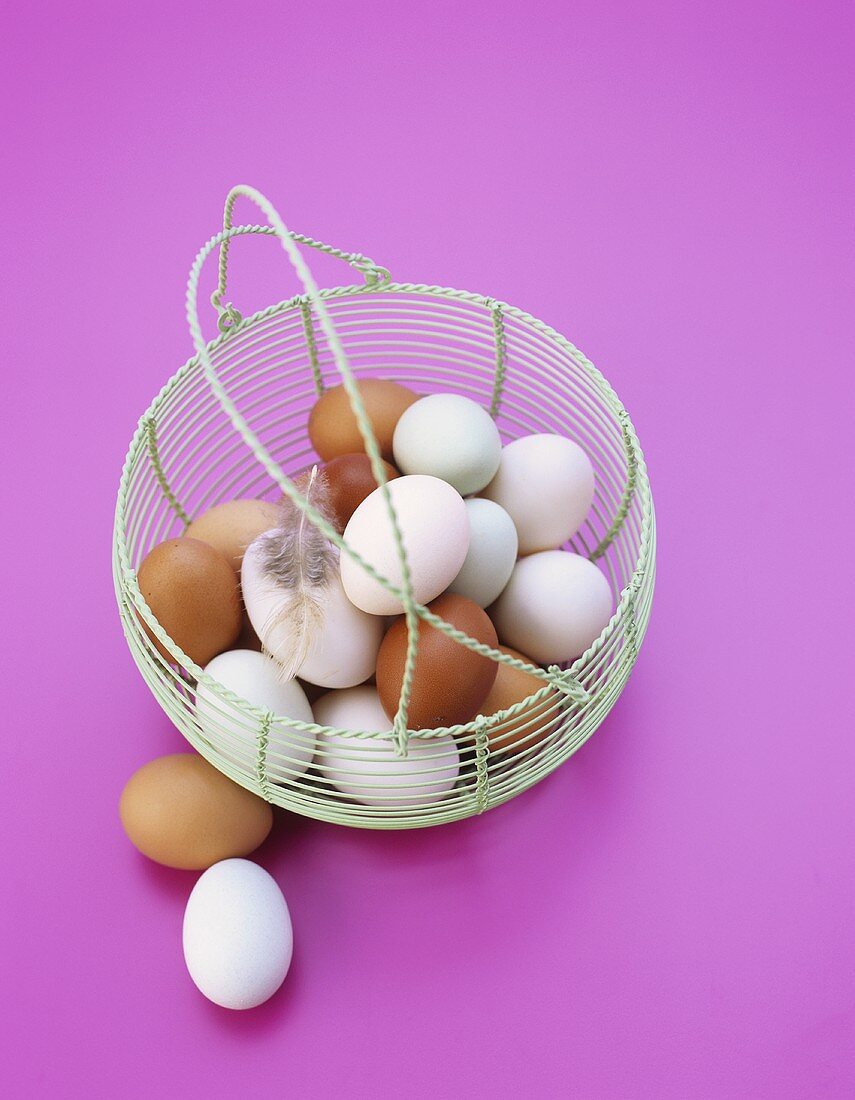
top-left (256, 465), bottom-right (336, 680)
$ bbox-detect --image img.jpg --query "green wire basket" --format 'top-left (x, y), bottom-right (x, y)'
top-left (113, 185), bottom-right (656, 830)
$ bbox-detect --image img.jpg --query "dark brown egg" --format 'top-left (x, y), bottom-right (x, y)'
top-left (376, 593), bottom-right (499, 729)
top-left (136, 537), bottom-right (242, 666)
top-left (322, 453), bottom-right (400, 531)
top-left (119, 753), bottom-right (273, 870)
top-left (478, 645), bottom-right (559, 756)
top-left (308, 378), bottom-right (419, 461)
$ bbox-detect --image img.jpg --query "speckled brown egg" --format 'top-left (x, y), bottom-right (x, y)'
top-left (376, 593), bottom-right (499, 729)
top-left (308, 378), bottom-right (419, 462)
top-left (136, 537), bottom-right (241, 666)
top-left (478, 645), bottom-right (559, 756)
top-left (119, 753), bottom-right (273, 869)
top-left (321, 453), bottom-right (400, 531)
top-left (185, 498), bottom-right (281, 572)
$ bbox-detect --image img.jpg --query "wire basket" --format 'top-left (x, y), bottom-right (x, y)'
top-left (113, 186), bottom-right (656, 830)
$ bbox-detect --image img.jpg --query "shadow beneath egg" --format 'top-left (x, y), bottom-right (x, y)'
top-left (297, 801), bottom-right (491, 871)
top-left (196, 948), bottom-right (305, 1035)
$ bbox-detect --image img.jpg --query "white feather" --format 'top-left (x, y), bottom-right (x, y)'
top-left (255, 466), bottom-right (336, 681)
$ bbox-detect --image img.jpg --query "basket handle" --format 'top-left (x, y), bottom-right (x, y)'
top-left (210, 193), bottom-right (390, 333)
top-left (184, 187), bottom-right (588, 755)
top-left (187, 185), bottom-right (421, 754)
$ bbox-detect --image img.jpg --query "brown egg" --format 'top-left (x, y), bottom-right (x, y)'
top-left (376, 593), bottom-right (499, 729)
top-left (119, 753), bottom-right (273, 869)
top-left (137, 537), bottom-right (241, 666)
top-left (321, 453), bottom-right (400, 531)
top-left (185, 498), bottom-right (281, 572)
top-left (478, 646), bottom-right (560, 756)
top-left (308, 378), bottom-right (419, 461)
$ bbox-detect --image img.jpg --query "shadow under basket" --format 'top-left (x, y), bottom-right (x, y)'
top-left (113, 186), bottom-right (656, 830)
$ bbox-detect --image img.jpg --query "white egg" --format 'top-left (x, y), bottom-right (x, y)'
top-left (183, 859), bottom-right (292, 1010)
top-left (341, 475), bottom-right (470, 615)
top-left (392, 393), bottom-right (502, 495)
top-left (447, 498), bottom-right (518, 608)
top-left (483, 433), bottom-right (595, 554)
top-left (196, 650), bottom-right (315, 779)
top-left (314, 686), bottom-right (460, 808)
top-left (242, 538), bottom-right (383, 688)
top-left (491, 551), bottom-right (613, 664)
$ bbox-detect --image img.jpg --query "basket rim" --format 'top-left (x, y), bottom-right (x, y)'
top-left (114, 280), bottom-right (653, 741)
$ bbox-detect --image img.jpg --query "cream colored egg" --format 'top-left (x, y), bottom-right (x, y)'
top-left (341, 475), bottom-right (470, 615)
top-left (314, 686), bottom-right (460, 808)
top-left (392, 393), bottom-right (502, 495)
top-left (196, 649), bottom-right (315, 780)
top-left (483, 433), bottom-right (595, 554)
top-left (491, 551), bottom-right (613, 664)
top-left (447, 498), bottom-right (518, 608)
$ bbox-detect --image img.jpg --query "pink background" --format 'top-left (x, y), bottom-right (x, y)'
top-left (3, 2), bottom-right (854, 1096)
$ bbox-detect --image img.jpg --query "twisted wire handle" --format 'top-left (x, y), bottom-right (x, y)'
top-left (189, 186), bottom-right (424, 753)
top-left (211, 197), bottom-right (390, 333)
